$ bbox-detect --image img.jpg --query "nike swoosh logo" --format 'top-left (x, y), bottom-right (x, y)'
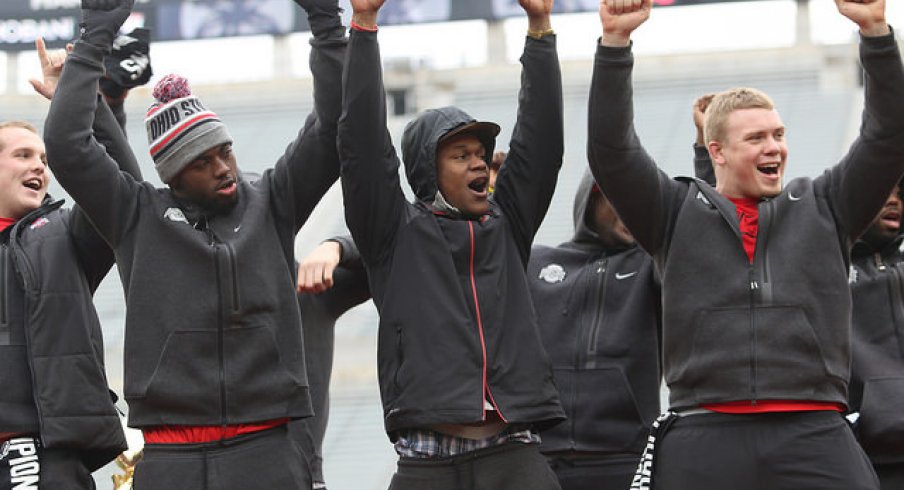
top-left (788, 193), bottom-right (802, 202)
top-left (615, 271), bottom-right (638, 280)
top-left (234, 225), bottom-right (242, 233)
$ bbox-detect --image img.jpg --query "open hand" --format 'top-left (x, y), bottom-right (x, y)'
top-left (29, 38), bottom-right (73, 100)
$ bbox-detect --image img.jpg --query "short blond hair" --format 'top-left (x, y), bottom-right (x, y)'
top-left (0, 121), bottom-right (39, 152)
top-left (703, 88), bottom-right (775, 144)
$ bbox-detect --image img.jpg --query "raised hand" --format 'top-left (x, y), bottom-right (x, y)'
top-left (349, 0), bottom-right (384, 29)
top-left (520, 0), bottom-right (554, 32)
top-left (835, 0), bottom-right (889, 37)
top-left (599, 0), bottom-right (652, 47)
top-left (29, 38), bottom-right (72, 100)
top-left (80, 0), bottom-right (135, 48)
top-left (693, 93), bottom-right (715, 146)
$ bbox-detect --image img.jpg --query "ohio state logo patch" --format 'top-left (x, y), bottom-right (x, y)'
top-left (538, 263), bottom-right (566, 284)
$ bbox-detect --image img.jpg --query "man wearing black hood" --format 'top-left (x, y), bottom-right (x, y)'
top-left (848, 182), bottom-right (904, 489)
top-left (530, 171), bottom-right (661, 490)
top-left (338, 0), bottom-right (565, 487)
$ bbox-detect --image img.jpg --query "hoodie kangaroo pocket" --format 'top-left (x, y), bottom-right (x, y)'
top-left (683, 305), bottom-right (825, 402)
top-left (223, 325), bottom-right (303, 418)
top-left (549, 366), bottom-right (646, 452)
top-left (858, 376), bottom-right (904, 459)
top-left (143, 331), bottom-right (221, 421)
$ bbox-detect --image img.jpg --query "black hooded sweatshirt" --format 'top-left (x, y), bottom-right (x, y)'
top-left (337, 29), bottom-right (566, 436)
top-left (588, 32), bottom-right (904, 411)
top-left (849, 229), bottom-right (904, 465)
top-left (43, 36), bottom-right (345, 428)
top-left (530, 171), bottom-right (661, 455)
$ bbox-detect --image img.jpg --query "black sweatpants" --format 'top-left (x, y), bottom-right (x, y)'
top-left (875, 462), bottom-right (904, 490)
top-left (389, 442), bottom-right (561, 490)
top-left (546, 453), bottom-right (638, 490)
top-left (0, 436), bottom-right (94, 490)
top-left (133, 425), bottom-right (311, 490)
top-left (653, 411), bottom-right (878, 490)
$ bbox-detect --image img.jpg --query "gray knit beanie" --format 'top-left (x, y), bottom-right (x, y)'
top-left (145, 74), bottom-right (233, 184)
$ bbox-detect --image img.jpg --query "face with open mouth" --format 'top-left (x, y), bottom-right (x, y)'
top-left (711, 107), bottom-right (787, 200)
top-left (0, 126), bottom-right (50, 220)
top-left (436, 133), bottom-right (490, 217)
top-left (863, 184), bottom-right (903, 247)
top-left (171, 143), bottom-right (239, 214)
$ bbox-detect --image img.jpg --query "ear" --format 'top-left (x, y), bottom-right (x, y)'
top-left (708, 140), bottom-right (726, 167)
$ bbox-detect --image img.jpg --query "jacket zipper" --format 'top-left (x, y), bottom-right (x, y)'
top-left (585, 258), bottom-right (608, 359)
top-left (467, 221), bottom-right (506, 422)
top-left (0, 244), bottom-right (9, 345)
top-left (207, 227), bottom-right (228, 428)
top-left (748, 269), bottom-right (759, 404)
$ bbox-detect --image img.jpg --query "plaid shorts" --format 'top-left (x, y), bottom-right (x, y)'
top-left (394, 427), bottom-right (541, 459)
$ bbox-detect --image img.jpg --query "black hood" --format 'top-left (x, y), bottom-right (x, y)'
top-left (570, 170), bottom-right (600, 247)
top-left (401, 106), bottom-right (498, 202)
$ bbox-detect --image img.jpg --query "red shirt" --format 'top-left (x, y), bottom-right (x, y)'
top-left (0, 217), bottom-right (15, 233)
top-left (703, 197), bottom-right (844, 414)
top-left (142, 418), bottom-right (290, 444)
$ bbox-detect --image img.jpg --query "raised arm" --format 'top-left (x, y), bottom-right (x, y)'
top-left (692, 93), bottom-right (716, 186)
top-left (30, 34), bottom-right (143, 288)
top-left (588, 0), bottom-right (681, 255)
top-left (492, 0), bottom-right (564, 265)
top-left (337, 0), bottom-right (408, 265)
top-left (825, 0), bottom-right (904, 240)
top-left (269, 0), bottom-right (347, 233)
top-left (44, 0), bottom-right (144, 248)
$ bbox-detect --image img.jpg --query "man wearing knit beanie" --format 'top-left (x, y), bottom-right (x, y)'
top-left (43, 0), bottom-right (347, 488)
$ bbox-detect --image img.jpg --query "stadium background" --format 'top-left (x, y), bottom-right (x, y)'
top-left (2, 0), bottom-right (903, 487)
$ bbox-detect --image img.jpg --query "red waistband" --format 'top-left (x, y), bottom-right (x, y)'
top-left (142, 418), bottom-right (290, 444)
top-left (701, 400), bottom-right (846, 414)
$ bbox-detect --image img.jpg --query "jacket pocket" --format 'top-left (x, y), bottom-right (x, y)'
top-left (683, 305), bottom-right (825, 402)
top-left (223, 325), bottom-right (303, 419)
top-left (858, 376), bottom-right (904, 460)
top-left (142, 331), bottom-right (221, 422)
top-left (545, 366), bottom-right (646, 453)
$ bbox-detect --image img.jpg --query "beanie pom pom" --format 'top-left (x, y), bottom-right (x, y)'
top-left (152, 74), bottom-right (192, 104)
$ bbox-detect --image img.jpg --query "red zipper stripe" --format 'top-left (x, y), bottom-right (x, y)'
top-left (468, 221), bottom-right (507, 423)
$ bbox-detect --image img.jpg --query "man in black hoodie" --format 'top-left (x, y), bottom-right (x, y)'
top-left (848, 182), bottom-right (904, 489)
top-left (43, 0), bottom-right (346, 487)
top-left (530, 171), bottom-right (661, 490)
top-left (338, 0), bottom-right (565, 487)
top-left (590, 0), bottom-right (903, 488)
top-left (0, 41), bottom-right (143, 488)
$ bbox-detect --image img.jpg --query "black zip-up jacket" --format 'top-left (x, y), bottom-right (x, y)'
top-left (337, 30), bottom-right (566, 436)
top-left (532, 171), bottom-right (661, 455)
top-left (849, 234), bottom-right (904, 464)
top-left (0, 98), bottom-right (139, 471)
top-left (43, 35), bottom-right (345, 428)
top-left (588, 32), bottom-right (904, 410)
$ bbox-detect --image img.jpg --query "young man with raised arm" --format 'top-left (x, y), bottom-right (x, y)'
top-left (337, 0), bottom-right (566, 487)
top-left (589, 0), bottom-right (904, 488)
top-left (43, 0), bottom-right (347, 487)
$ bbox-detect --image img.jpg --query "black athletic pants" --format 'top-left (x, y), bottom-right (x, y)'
top-left (546, 453), bottom-right (638, 490)
top-left (133, 425), bottom-right (311, 490)
top-left (389, 442), bottom-right (561, 490)
top-left (653, 411), bottom-right (878, 490)
top-left (0, 436), bottom-right (94, 490)
top-left (875, 462), bottom-right (904, 490)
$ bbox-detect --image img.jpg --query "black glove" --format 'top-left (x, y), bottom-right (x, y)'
top-left (80, 0), bottom-right (135, 49)
top-left (99, 27), bottom-right (152, 101)
top-left (294, 0), bottom-right (344, 40)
